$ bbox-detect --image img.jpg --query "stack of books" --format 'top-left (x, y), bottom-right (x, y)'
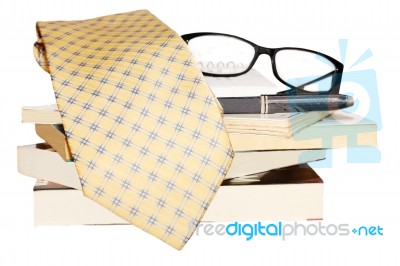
top-left (18, 69), bottom-right (378, 225)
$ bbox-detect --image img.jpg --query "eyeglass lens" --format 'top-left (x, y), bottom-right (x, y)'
top-left (187, 35), bottom-right (255, 75)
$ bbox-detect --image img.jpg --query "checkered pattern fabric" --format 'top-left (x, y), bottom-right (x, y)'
top-left (33, 10), bottom-right (234, 249)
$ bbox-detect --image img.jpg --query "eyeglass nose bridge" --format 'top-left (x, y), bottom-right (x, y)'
top-left (254, 46), bottom-right (276, 66)
top-left (256, 46), bottom-right (274, 56)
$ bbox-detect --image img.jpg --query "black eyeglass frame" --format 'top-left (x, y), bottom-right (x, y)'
top-left (181, 32), bottom-right (344, 95)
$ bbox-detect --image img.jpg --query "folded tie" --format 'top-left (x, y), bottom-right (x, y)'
top-left (34, 9), bottom-right (234, 249)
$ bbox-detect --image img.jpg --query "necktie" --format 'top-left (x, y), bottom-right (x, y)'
top-left (33, 10), bottom-right (234, 249)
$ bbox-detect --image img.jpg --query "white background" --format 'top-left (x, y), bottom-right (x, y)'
top-left (1, 0), bottom-right (400, 265)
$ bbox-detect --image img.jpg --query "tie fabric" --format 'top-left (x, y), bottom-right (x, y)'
top-left (33, 10), bottom-right (234, 249)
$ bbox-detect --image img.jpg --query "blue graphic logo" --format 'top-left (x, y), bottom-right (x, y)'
top-left (293, 39), bottom-right (382, 166)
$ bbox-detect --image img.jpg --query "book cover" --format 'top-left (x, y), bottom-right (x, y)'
top-left (35, 124), bottom-right (73, 161)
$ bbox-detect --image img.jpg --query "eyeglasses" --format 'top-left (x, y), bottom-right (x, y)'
top-left (181, 32), bottom-right (344, 95)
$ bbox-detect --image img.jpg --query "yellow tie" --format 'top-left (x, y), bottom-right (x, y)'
top-left (34, 10), bottom-right (234, 249)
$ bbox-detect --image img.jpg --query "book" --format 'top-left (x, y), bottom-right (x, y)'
top-left (204, 164), bottom-right (324, 221)
top-left (33, 179), bottom-right (127, 225)
top-left (227, 149), bottom-right (325, 178)
top-left (33, 164), bottom-right (323, 225)
top-left (22, 105), bottom-right (329, 138)
top-left (17, 143), bottom-right (326, 187)
top-left (204, 69), bottom-right (279, 97)
top-left (35, 124), bottom-right (72, 161)
top-left (17, 143), bottom-right (81, 190)
top-left (224, 111), bottom-right (330, 137)
top-left (230, 112), bottom-right (378, 151)
top-left (23, 111), bottom-right (375, 152)
top-left (21, 104), bottom-right (61, 124)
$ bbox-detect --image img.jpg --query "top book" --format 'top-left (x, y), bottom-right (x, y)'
top-left (21, 104), bottom-right (329, 138)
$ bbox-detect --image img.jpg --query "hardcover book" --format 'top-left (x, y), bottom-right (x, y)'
top-left (33, 164), bottom-right (324, 225)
